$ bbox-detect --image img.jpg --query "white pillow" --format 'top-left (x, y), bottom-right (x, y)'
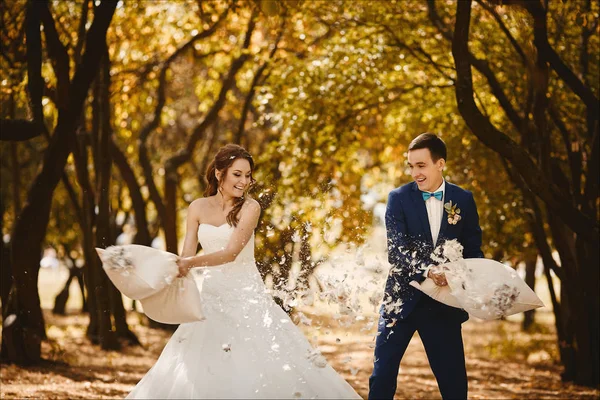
top-left (140, 275), bottom-right (205, 324)
top-left (410, 258), bottom-right (544, 320)
top-left (96, 244), bottom-right (204, 324)
top-left (409, 278), bottom-right (461, 308)
top-left (96, 245), bottom-right (179, 300)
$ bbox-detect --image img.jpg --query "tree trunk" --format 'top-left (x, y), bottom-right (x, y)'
top-left (0, 237), bottom-right (10, 316)
top-left (10, 143), bottom-right (21, 215)
top-left (72, 131), bottom-right (99, 340)
top-left (574, 236), bottom-right (599, 384)
top-left (110, 140), bottom-right (152, 246)
top-left (297, 221), bottom-right (318, 292)
top-left (546, 213), bottom-right (592, 382)
top-left (77, 266), bottom-right (87, 313)
top-left (0, 0), bottom-right (116, 365)
top-left (270, 227), bottom-right (295, 314)
top-left (92, 48), bottom-right (122, 350)
top-left (163, 172), bottom-right (179, 254)
top-left (451, 0), bottom-right (598, 386)
top-left (52, 257), bottom-right (85, 315)
top-left (522, 253), bottom-right (537, 331)
top-left (558, 271), bottom-right (577, 382)
top-left (93, 47), bottom-right (141, 347)
top-left (111, 140), bottom-right (172, 331)
top-left (0, 194), bottom-right (12, 360)
top-left (52, 271), bottom-right (74, 316)
top-left (524, 190), bottom-right (572, 369)
top-left (109, 283), bottom-right (140, 345)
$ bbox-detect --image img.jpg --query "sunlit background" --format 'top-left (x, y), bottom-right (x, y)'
top-left (1, 0), bottom-right (598, 398)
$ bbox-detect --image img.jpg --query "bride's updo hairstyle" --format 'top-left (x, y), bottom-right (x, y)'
top-left (205, 144), bottom-right (256, 227)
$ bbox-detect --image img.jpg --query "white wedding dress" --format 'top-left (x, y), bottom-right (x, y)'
top-left (127, 223), bottom-right (361, 399)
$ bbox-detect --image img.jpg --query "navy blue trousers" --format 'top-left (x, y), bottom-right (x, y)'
top-left (368, 295), bottom-right (468, 400)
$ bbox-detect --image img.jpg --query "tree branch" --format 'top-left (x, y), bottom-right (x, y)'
top-left (169, 10), bottom-right (257, 170)
top-left (25, 0), bottom-right (45, 133)
top-left (136, 6), bottom-right (230, 225)
top-left (427, 0), bottom-right (529, 138)
top-left (548, 105), bottom-right (582, 201)
top-left (336, 83), bottom-right (453, 128)
top-left (61, 170), bottom-right (83, 227)
top-left (522, 0), bottom-right (599, 122)
top-left (0, 119), bottom-right (44, 141)
top-left (383, 24), bottom-right (454, 81)
top-left (583, 128), bottom-right (599, 208)
top-left (74, 0), bottom-right (90, 65)
top-left (452, 0), bottom-right (598, 240)
top-left (109, 139), bottom-right (152, 245)
top-left (38, 0), bottom-right (71, 109)
top-left (69, 0), bottom-right (117, 111)
top-left (234, 17), bottom-right (285, 145)
top-left (502, 148), bottom-right (564, 282)
top-left (476, 0), bottom-right (527, 64)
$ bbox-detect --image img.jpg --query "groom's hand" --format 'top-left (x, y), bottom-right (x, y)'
top-left (427, 267), bottom-right (448, 286)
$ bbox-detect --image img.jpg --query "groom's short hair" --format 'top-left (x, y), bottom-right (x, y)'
top-left (408, 133), bottom-right (447, 162)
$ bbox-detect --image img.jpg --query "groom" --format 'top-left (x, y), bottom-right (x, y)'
top-left (369, 133), bottom-right (483, 400)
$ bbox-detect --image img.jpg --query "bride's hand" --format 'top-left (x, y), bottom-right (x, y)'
top-left (427, 267), bottom-right (448, 287)
top-left (176, 257), bottom-right (193, 277)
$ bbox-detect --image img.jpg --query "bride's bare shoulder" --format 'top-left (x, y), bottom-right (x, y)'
top-left (242, 198), bottom-right (261, 212)
top-left (188, 197), bottom-right (212, 214)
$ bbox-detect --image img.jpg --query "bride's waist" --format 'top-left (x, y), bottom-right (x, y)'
top-left (193, 256), bottom-right (255, 272)
top-left (195, 262), bottom-right (261, 285)
top-left (199, 274), bottom-right (268, 305)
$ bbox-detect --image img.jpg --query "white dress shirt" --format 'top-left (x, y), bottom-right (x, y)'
top-left (424, 180), bottom-right (445, 246)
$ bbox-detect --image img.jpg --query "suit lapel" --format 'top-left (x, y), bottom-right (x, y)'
top-left (410, 182), bottom-right (433, 244)
top-left (437, 182), bottom-right (453, 246)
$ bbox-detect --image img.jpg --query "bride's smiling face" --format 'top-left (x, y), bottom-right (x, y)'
top-left (407, 148), bottom-right (445, 193)
top-left (217, 158), bottom-right (253, 198)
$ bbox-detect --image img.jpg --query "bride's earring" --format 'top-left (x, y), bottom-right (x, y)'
top-left (216, 173), bottom-right (222, 191)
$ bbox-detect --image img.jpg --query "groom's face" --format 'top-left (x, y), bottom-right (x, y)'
top-left (407, 148), bottom-right (445, 192)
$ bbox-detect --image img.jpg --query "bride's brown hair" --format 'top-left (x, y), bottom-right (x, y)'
top-left (204, 144), bottom-right (256, 227)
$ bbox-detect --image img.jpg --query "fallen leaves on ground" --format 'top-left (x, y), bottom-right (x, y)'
top-left (1, 308), bottom-right (598, 400)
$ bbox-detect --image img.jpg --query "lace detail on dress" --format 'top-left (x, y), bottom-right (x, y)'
top-left (197, 224), bottom-right (255, 265)
top-left (195, 224), bottom-right (260, 305)
top-left (126, 223), bottom-right (361, 399)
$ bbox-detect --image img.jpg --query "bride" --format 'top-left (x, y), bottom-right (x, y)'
top-left (127, 144), bottom-right (361, 399)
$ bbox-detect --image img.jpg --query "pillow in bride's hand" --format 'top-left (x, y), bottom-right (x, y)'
top-left (96, 245), bottom-right (178, 300)
top-left (443, 258), bottom-right (545, 320)
top-left (409, 277), bottom-right (462, 309)
top-left (140, 275), bottom-right (205, 324)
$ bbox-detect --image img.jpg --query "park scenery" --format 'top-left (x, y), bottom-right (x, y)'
top-left (1, 0), bottom-right (599, 399)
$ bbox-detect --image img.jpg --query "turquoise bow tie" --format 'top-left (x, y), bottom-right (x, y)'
top-left (422, 191), bottom-right (443, 201)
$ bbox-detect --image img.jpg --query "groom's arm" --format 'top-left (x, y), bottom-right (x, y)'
top-left (461, 191), bottom-right (484, 259)
top-left (385, 191), bottom-right (428, 284)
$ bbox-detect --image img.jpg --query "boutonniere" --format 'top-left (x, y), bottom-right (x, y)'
top-left (444, 200), bottom-right (462, 225)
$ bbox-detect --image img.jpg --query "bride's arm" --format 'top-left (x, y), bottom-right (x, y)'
top-left (178, 200), bottom-right (260, 274)
top-left (180, 200), bottom-right (201, 258)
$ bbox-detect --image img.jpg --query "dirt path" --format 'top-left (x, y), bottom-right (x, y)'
top-left (1, 307), bottom-right (598, 399)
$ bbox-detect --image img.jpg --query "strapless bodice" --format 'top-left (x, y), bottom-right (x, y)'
top-left (127, 224), bottom-right (362, 400)
top-left (197, 223), bottom-right (255, 264)
top-left (195, 223), bottom-right (261, 306)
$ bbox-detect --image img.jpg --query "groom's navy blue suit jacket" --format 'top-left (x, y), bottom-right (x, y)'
top-left (382, 181), bottom-right (484, 321)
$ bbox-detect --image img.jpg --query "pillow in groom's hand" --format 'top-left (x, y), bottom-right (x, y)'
top-left (409, 277), bottom-right (462, 309)
top-left (443, 258), bottom-right (544, 320)
top-left (96, 244), bottom-right (178, 300)
top-left (140, 275), bottom-right (205, 324)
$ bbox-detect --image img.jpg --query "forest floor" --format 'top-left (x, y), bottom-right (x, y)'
top-left (1, 306), bottom-right (599, 399)
top-left (2, 230), bottom-right (599, 399)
